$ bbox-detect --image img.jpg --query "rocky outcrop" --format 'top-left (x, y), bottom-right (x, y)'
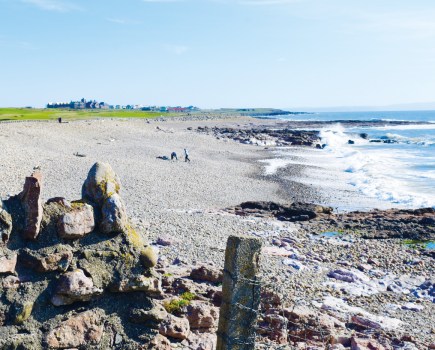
top-left (196, 126), bottom-right (322, 147)
top-left (227, 201), bottom-right (333, 222)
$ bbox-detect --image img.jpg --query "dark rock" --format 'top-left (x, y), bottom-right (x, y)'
top-left (20, 245), bottom-right (72, 272)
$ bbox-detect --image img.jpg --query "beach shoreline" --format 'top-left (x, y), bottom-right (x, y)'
top-left (1, 116), bottom-right (434, 348)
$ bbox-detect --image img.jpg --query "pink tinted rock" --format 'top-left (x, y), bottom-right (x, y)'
top-left (351, 337), bottom-right (387, 350)
top-left (51, 269), bottom-right (102, 306)
top-left (185, 301), bottom-right (219, 330)
top-left (0, 253), bottom-right (17, 274)
top-left (156, 235), bottom-right (176, 246)
top-left (19, 170), bottom-right (43, 240)
top-left (146, 334), bottom-right (171, 350)
top-left (188, 332), bottom-right (217, 350)
top-left (58, 204), bottom-right (95, 239)
top-left (159, 315), bottom-right (190, 340)
top-left (190, 265), bottom-right (223, 284)
top-left (45, 310), bottom-right (103, 348)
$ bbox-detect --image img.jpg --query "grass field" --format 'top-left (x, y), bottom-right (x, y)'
top-left (0, 108), bottom-right (174, 121)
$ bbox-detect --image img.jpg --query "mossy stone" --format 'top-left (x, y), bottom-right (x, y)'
top-left (140, 246), bottom-right (158, 268)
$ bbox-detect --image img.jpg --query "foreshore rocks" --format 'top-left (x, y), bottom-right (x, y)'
top-left (196, 126), bottom-right (322, 147)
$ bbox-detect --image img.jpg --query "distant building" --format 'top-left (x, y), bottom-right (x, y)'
top-left (47, 98), bottom-right (112, 110)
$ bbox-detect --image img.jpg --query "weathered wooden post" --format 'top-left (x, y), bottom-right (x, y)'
top-left (217, 235), bottom-right (262, 350)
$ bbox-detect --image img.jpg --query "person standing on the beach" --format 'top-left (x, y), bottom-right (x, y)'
top-left (184, 148), bottom-right (190, 162)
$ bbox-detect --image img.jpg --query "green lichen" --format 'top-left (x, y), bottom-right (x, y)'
top-left (180, 291), bottom-right (196, 302)
top-left (14, 302), bottom-right (33, 324)
top-left (163, 298), bottom-right (190, 314)
top-left (125, 224), bottom-right (145, 249)
top-left (163, 292), bottom-right (197, 314)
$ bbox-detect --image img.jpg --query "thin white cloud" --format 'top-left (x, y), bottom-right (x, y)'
top-left (164, 44), bottom-right (189, 55)
top-left (21, 0), bottom-right (81, 12)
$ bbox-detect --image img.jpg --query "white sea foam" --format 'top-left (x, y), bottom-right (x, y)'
top-left (319, 124), bottom-right (435, 208)
top-left (259, 158), bottom-right (293, 175)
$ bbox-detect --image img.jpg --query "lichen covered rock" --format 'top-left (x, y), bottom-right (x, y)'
top-left (0, 203), bottom-right (13, 245)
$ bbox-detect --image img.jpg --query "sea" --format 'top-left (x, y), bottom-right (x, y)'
top-left (263, 110), bottom-right (435, 209)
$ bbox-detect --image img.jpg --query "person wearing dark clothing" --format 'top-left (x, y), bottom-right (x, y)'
top-left (184, 148), bottom-right (190, 162)
top-left (171, 152), bottom-right (178, 160)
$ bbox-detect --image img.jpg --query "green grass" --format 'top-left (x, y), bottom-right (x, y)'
top-left (0, 108), bottom-right (174, 121)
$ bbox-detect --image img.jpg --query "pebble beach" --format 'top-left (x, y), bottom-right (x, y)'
top-left (1, 117), bottom-right (434, 349)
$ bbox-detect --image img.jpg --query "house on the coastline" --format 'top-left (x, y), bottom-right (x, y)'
top-left (47, 98), bottom-right (111, 110)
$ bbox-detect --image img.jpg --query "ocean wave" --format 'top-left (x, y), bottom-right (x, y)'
top-left (319, 125), bottom-right (435, 208)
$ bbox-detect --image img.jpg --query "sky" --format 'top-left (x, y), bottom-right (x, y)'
top-left (1, 0), bottom-right (435, 109)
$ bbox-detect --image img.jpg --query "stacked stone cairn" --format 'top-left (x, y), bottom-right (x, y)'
top-left (0, 162), bottom-right (223, 349)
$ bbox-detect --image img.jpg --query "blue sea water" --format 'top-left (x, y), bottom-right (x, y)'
top-left (272, 110), bottom-right (435, 208)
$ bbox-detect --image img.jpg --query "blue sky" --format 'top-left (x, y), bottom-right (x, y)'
top-left (1, 0), bottom-right (435, 109)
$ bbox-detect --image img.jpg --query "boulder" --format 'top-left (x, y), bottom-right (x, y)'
top-left (0, 205), bottom-right (12, 244)
top-left (45, 310), bottom-right (104, 349)
top-left (18, 170), bottom-right (43, 240)
top-left (190, 265), bottom-right (223, 284)
top-left (20, 245), bottom-right (72, 272)
top-left (0, 252), bottom-right (17, 274)
top-left (100, 193), bottom-right (128, 234)
top-left (185, 301), bottom-right (219, 330)
top-left (159, 314), bottom-right (190, 340)
top-left (82, 162), bottom-right (127, 234)
top-left (140, 245), bottom-right (158, 268)
top-left (57, 203), bottom-right (95, 239)
top-left (82, 162), bottom-right (121, 207)
top-left (51, 269), bottom-right (102, 306)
